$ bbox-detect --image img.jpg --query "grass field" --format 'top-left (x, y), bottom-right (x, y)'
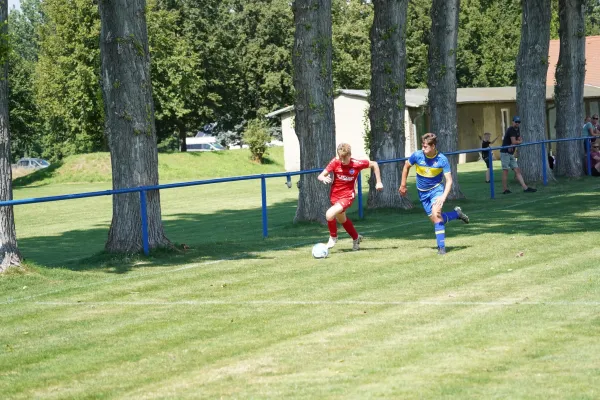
top-left (1, 149), bottom-right (599, 399)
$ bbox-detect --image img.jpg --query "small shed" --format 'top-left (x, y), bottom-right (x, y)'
top-left (267, 87), bottom-right (600, 171)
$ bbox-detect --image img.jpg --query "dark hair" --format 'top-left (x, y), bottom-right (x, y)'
top-left (422, 133), bottom-right (437, 146)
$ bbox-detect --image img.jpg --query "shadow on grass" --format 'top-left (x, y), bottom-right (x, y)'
top-left (13, 161), bottom-right (64, 188)
top-left (14, 168), bottom-right (600, 272)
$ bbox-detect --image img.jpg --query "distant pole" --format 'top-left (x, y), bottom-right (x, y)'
top-left (139, 191), bottom-right (149, 256)
top-left (488, 149), bottom-right (495, 199)
top-left (357, 173), bottom-right (364, 219)
top-left (261, 176), bottom-right (268, 238)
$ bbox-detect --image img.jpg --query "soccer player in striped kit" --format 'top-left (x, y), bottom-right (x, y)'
top-left (399, 133), bottom-right (469, 255)
top-left (317, 143), bottom-right (383, 251)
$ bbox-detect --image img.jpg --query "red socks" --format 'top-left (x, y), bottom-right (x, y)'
top-left (342, 218), bottom-right (359, 240)
top-left (327, 219), bottom-right (338, 237)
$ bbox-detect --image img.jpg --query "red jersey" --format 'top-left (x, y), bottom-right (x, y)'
top-left (325, 157), bottom-right (370, 200)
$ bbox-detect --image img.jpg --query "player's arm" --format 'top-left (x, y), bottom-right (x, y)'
top-left (317, 169), bottom-right (332, 184)
top-left (433, 171), bottom-right (453, 209)
top-left (491, 136), bottom-right (500, 144)
top-left (511, 135), bottom-right (522, 145)
top-left (399, 161), bottom-right (412, 197)
top-left (368, 160), bottom-right (383, 191)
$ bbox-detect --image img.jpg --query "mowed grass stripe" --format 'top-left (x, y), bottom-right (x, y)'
top-left (2, 160), bottom-right (600, 398)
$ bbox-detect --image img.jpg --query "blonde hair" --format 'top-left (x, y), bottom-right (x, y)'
top-left (483, 132), bottom-right (491, 137)
top-left (337, 143), bottom-right (352, 158)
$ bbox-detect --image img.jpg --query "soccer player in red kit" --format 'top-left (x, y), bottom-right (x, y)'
top-left (317, 143), bottom-right (383, 251)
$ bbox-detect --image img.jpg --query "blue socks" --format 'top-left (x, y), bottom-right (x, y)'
top-left (434, 222), bottom-right (445, 248)
top-left (442, 211), bottom-right (458, 224)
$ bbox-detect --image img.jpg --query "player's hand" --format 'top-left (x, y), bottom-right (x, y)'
top-left (399, 185), bottom-right (408, 197)
top-left (434, 196), bottom-right (445, 208)
top-left (375, 182), bottom-right (383, 191)
top-left (319, 175), bottom-right (332, 184)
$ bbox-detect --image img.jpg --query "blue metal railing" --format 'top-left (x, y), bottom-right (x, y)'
top-left (0, 136), bottom-right (595, 255)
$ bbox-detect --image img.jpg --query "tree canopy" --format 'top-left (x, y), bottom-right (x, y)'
top-left (6, 0), bottom-right (600, 161)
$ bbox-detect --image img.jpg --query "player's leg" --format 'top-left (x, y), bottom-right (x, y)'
top-left (513, 163), bottom-right (536, 192)
top-left (325, 202), bottom-right (344, 248)
top-left (335, 199), bottom-right (362, 250)
top-left (484, 157), bottom-right (490, 182)
top-left (421, 189), bottom-right (446, 255)
top-left (500, 153), bottom-right (511, 193)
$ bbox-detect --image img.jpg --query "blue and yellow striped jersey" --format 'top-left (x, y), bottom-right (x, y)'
top-left (408, 150), bottom-right (451, 191)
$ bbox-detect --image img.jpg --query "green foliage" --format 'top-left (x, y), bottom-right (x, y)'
top-left (7, 0), bottom-right (600, 164)
top-left (456, 0), bottom-right (521, 87)
top-left (8, 0), bottom-right (45, 161)
top-left (242, 118), bottom-right (271, 163)
top-left (34, 0), bottom-right (105, 160)
top-left (228, 0), bottom-right (295, 124)
top-left (332, 0), bottom-right (372, 89)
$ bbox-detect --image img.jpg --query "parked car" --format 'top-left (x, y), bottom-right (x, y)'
top-left (16, 158), bottom-right (50, 169)
top-left (185, 137), bottom-right (225, 152)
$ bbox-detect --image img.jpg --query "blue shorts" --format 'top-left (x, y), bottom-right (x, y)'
top-left (418, 185), bottom-right (444, 216)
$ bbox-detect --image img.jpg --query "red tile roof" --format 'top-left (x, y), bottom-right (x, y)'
top-left (547, 35), bottom-right (600, 87)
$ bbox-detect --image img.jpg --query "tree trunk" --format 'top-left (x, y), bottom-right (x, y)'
top-left (427, 0), bottom-right (464, 200)
top-left (98, 0), bottom-right (171, 253)
top-left (179, 122), bottom-right (187, 152)
top-left (515, 0), bottom-right (554, 182)
top-left (0, 0), bottom-right (22, 272)
top-left (554, 0), bottom-right (585, 177)
top-left (367, 0), bottom-right (413, 210)
top-left (292, 0), bottom-right (336, 223)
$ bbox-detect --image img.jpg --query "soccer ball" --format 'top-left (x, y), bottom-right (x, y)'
top-left (312, 243), bottom-right (329, 259)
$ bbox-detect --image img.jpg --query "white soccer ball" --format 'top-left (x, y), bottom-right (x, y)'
top-left (312, 243), bottom-right (329, 259)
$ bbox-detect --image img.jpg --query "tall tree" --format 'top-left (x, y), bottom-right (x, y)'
top-left (367, 0), bottom-right (412, 209)
top-left (292, 0), bottom-right (335, 223)
top-left (427, 0), bottom-right (463, 199)
top-left (406, 0), bottom-right (430, 88)
top-left (332, 0), bottom-right (372, 90)
top-left (8, 0), bottom-right (45, 160)
top-left (554, 0), bottom-right (585, 177)
top-left (0, 0), bottom-right (21, 271)
top-left (147, 0), bottom-right (205, 151)
top-left (35, 0), bottom-right (105, 160)
top-left (98, 0), bottom-right (171, 253)
top-left (515, 0), bottom-right (553, 183)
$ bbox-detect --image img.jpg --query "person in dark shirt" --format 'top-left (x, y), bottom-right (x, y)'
top-left (478, 132), bottom-right (499, 183)
top-left (500, 116), bottom-right (537, 194)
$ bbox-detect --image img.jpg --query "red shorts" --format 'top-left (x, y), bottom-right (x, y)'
top-left (331, 197), bottom-right (354, 212)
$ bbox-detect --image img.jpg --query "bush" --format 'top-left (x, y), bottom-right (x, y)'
top-left (242, 119), bottom-right (270, 163)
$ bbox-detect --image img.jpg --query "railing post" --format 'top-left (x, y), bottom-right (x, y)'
top-left (541, 142), bottom-right (548, 186)
top-left (357, 172), bottom-right (364, 219)
top-left (488, 149), bottom-right (495, 199)
top-left (139, 190), bottom-right (149, 256)
top-left (261, 176), bottom-right (268, 238)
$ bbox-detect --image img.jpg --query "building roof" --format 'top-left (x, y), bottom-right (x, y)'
top-left (266, 85), bottom-right (600, 118)
top-left (547, 35), bottom-right (600, 87)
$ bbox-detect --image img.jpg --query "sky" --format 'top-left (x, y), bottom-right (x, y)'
top-left (9, 0), bottom-right (20, 11)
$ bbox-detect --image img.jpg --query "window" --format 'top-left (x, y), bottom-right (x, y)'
top-left (501, 108), bottom-right (509, 137)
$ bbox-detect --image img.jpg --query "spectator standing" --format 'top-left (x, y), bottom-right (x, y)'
top-left (500, 116), bottom-right (537, 194)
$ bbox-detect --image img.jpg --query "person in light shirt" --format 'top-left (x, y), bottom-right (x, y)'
top-left (317, 143), bottom-right (383, 251)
